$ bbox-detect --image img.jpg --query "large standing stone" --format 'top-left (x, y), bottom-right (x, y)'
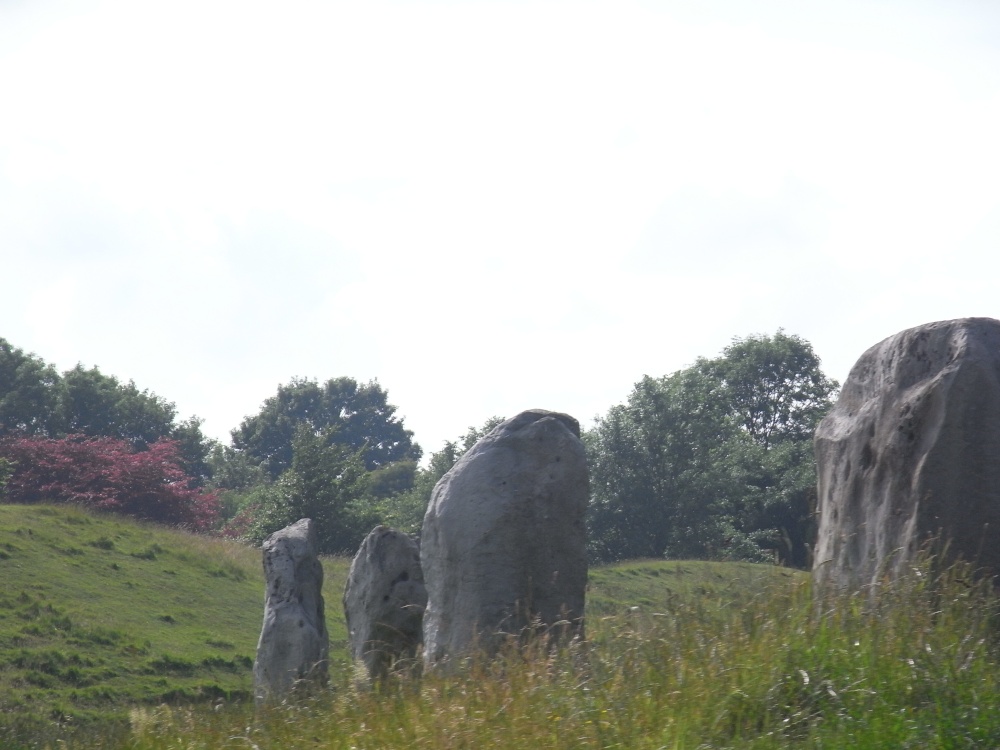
top-left (421, 409), bottom-right (589, 668)
top-left (253, 518), bottom-right (329, 705)
top-left (343, 525), bottom-right (426, 682)
top-left (813, 318), bottom-right (1000, 591)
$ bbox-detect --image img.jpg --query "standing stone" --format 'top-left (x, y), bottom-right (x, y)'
top-left (253, 518), bottom-right (328, 705)
top-left (814, 318), bottom-right (1000, 591)
top-left (343, 525), bottom-right (426, 682)
top-left (421, 409), bottom-right (589, 668)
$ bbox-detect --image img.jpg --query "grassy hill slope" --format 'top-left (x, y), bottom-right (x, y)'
top-left (0, 504), bottom-right (806, 745)
top-left (5, 504), bottom-right (1000, 749)
top-left (0, 505), bottom-right (352, 733)
top-left (588, 558), bottom-right (801, 616)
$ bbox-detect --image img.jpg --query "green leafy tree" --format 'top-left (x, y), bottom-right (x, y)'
top-left (0, 339), bottom-right (214, 500)
top-left (60, 365), bottom-right (212, 483)
top-left (0, 338), bottom-right (64, 436)
top-left (205, 442), bottom-right (272, 526)
top-left (587, 332), bottom-right (837, 565)
top-left (60, 365), bottom-right (177, 447)
top-left (0, 456), bottom-right (11, 498)
top-left (206, 443), bottom-right (269, 492)
top-left (587, 371), bottom-right (747, 561)
top-left (366, 460), bottom-right (419, 501)
top-left (706, 331), bottom-right (839, 566)
top-left (707, 330), bottom-right (838, 449)
top-left (60, 364), bottom-right (122, 438)
top-left (169, 417), bottom-right (213, 485)
top-left (232, 425), bottom-right (371, 553)
top-left (231, 377), bottom-right (421, 477)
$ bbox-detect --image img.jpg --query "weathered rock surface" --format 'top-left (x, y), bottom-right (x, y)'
top-left (343, 525), bottom-right (426, 681)
top-left (253, 518), bottom-right (329, 705)
top-left (813, 318), bottom-right (1000, 591)
top-left (421, 409), bottom-right (589, 668)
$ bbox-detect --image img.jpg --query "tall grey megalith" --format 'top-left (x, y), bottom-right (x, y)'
top-left (253, 518), bottom-right (329, 705)
top-left (421, 409), bottom-right (589, 668)
top-left (813, 318), bottom-right (1000, 591)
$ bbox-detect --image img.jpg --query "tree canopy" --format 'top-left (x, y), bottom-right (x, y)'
top-left (61, 364), bottom-right (179, 449)
top-left (3, 331), bottom-right (840, 566)
top-left (707, 331), bottom-right (838, 449)
top-left (0, 339), bottom-right (63, 436)
top-left (0, 338), bottom-right (213, 487)
top-left (587, 331), bottom-right (837, 566)
top-left (230, 377), bottom-right (421, 477)
top-left (223, 425), bottom-right (371, 554)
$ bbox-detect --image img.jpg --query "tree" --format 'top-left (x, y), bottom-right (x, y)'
top-left (587, 371), bottom-right (747, 561)
top-left (231, 377), bottom-right (421, 477)
top-left (60, 364), bottom-right (177, 448)
top-left (0, 338), bottom-right (214, 498)
top-left (707, 330), bottom-right (838, 450)
top-left (169, 417), bottom-right (214, 486)
top-left (0, 457), bottom-right (11, 497)
top-left (587, 332), bottom-right (837, 565)
top-left (366, 460), bottom-right (419, 501)
top-left (206, 443), bottom-right (269, 492)
top-left (223, 379), bottom-right (424, 549)
top-left (705, 331), bottom-right (839, 566)
top-left (60, 365), bottom-right (212, 483)
top-left (229, 425), bottom-right (371, 554)
top-left (0, 338), bottom-right (64, 436)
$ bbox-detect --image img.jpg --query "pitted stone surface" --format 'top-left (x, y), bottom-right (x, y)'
top-left (421, 409), bottom-right (589, 668)
top-left (253, 518), bottom-right (328, 705)
top-left (343, 525), bottom-right (426, 682)
top-left (813, 318), bottom-right (1000, 591)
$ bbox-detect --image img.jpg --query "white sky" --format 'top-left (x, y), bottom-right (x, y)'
top-left (3, 0), bottom-right (1000, 458)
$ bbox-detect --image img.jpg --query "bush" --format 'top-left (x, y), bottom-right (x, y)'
top-left (0, 435), bottom-right (219, 530)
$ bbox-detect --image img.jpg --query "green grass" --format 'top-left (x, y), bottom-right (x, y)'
top-left (120, 559), bottom-right (1000, 750)
top-left (3, 504), bottom-right (1000, 749)
top-left (0, 504), bottom-right (351, 747)
top-left (587, 558), bottom-right (802, 616)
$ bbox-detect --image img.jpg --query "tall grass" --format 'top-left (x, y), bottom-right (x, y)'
top-left (117, 555), bottom-right (1000, 750)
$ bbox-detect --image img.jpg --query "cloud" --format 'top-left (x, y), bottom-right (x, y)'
top-left (2, 0), bottom-right (1000, 454)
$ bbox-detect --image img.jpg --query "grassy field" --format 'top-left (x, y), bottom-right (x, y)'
top-left (0, 504), bottom-right (351, 746)
top-left (2, 504), bottom-right (999, 749)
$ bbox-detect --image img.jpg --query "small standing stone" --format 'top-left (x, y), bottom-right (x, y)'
top-left (253, 518), bottom-right (329, 705)
top-left (343, 525), bottom-right (427, 682)
top-left (421, 409), bottom-right (589, 668)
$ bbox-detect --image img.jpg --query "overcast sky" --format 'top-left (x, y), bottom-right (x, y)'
top-left (3, 0), bottom-right (999, 457)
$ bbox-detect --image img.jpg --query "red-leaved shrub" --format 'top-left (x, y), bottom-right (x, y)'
top-left (0, 434), bottom-right (220, 531)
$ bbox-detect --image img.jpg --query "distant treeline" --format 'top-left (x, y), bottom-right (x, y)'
top-left (0, 331), bottom-right (836, 566)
